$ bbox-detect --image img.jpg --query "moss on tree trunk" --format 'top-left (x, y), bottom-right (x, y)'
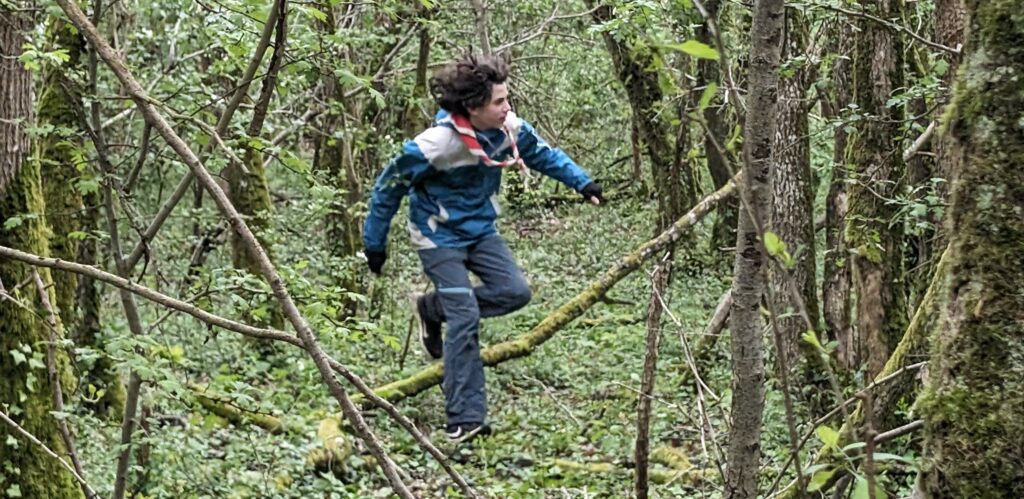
top-left (1, 11), bottom-right (82, 495)
top-left (226, 145), bottom-right (284, 330)
top-left (917, 1), bottom-right (1024, 495)
top-left (845, 0), bottom-right (907, 378)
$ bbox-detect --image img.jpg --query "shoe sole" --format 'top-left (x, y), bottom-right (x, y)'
top-left (447, 424), bottom-right (491, 444)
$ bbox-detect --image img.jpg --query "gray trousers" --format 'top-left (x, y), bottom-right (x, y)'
top-left (417, 234), bottom-right (532, 425)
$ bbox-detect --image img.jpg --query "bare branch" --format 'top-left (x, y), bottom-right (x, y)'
top-left (31, 270), bottom-right (97, 499)
top-left (902, 121), bottom-right (937, 162)
top-left (122, 0), bottom-right (285, 271)
top-left (803, 1), bottom-right (961, 55)
top-left (0, 244), bottom-right (479, 498)
top-left (0, 410), bottom-right (95, 494)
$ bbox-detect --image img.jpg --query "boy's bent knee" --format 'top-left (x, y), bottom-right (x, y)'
top-left (506, 283), bottom-right (532, 310)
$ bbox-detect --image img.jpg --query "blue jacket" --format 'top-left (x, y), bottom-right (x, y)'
top-left (363, 110), bottom-right (592, 251)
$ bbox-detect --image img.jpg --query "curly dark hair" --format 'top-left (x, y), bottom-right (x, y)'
top-left (429, 54), bottom-right (510, 116)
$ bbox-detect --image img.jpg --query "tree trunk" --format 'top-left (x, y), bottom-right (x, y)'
top-left (38, 19), bottom-right (126, 417)
top-left (0, 9), bottom-right (83, 497)
top-left (634, 259), bottom-right (670, 499)
top-left (927, 0), bottom-right (966, 278)
top-left (591, 3), bottom-right (697, 230)
top-left (846, 0), bottom-right (906, 378)
top-left (769, 9), bottom-right (819, 366)
top-left (310, 4), bottom-right (366, 319)
top-left (918, 1), bottom-right (1024, 495)
top-left (725, 0), bottom-right (785, 497)
top-left (225, 0), bottom-right (286, 330)
top-left (695, 0), bottom-right (737, 251)
top-left (37, 21), bottom-right (86, 331)
top-left (402, 7), bottom-right (433, 139)
top-left (821, 23), bottom-right (855, 369)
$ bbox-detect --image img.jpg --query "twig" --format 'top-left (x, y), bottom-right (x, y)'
top-left (764, 362), bottom-right (928, 497)
top-left (803, 2), bottom-right (960, 55)
top-left (122, 0), bottom-right (285, 271)
top-left (493, 5), bottom-right (602, 54)
top-left (31, 270), bottom-right (97, 499)
top-left (342, 29), bottom-right (415, 100)
top-left (902, 121), bottom-right (936, 162)
top-left (0, 409), bottom-right (94, 494)
top-left (524, 375), bottom-right (583, 428)
top-left (635, 255), bottom-right (671, 499)
top-left (861, 392), bottom-right (878, 499)
top-left (874, 419), bottom-right (923, 444)
top-left (691, 0), bottom-right (744, 112)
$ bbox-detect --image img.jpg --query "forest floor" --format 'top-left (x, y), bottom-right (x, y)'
top-left (73, 184), bottom-right (808, 498)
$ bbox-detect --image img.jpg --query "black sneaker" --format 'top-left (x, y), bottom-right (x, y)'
top-left (413, 293), bottom-right (443, 360)
top-left (446, 422), bottom-right (492, 444)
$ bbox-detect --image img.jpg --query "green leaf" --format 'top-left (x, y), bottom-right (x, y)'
top-left (802, 330), bottom-right (824, 352)
top-left (3, 215), bottom-right (24, 230)
top-left (6, 483), bottom-right (22, 498)
top-left (698, 82), bottom-right (718, 112)
top-left (10, 350), bottom-right (27, 365)
top-left (816, 425), bottom-right (839, 449)
top-left (872, 452), bottom-right (916, 465)
top-left (808, 468), bottom-right (835, 492)
top-left (842, 441), bottom-right (867, 453)
top-left (764, 231), bottom-right (786, 257)
top-left (302, 6), bottom-right (328, 22)
top-left (667, 40), bottom-right (719, 60)
top-left (852, 476), bottom-right (869, 499)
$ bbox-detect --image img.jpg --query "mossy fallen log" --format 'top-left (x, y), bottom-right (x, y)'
top-left (189, 384), bottom-right (286, 434)
top-left (551, 453), bottom-right (707, 486)
top-left (355, 174), bottom-right (739, 408)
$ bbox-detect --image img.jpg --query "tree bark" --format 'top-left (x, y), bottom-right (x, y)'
top-left (225, 0), bottom-right (286, 330)
top-left (0, 8), bottom-right (83, 497)
top-left (37, 20), bottom-right (86, 331)
top-left (725, 0), bottom-right (785, 497)
top-left (821, 22), bottom-right (855, 369)
top-left (634, 258), bottom-right (670, 499)
top-left (770, 9), bottom-right (819, 366)
top-left (695, 0), bottom-right (737, 250)
top-left (846, 0), bottom-right (906, 379)
top-left (918, 1), bottom-right (1024, 494)
top-left (927, 0), bottom-right (966, 280)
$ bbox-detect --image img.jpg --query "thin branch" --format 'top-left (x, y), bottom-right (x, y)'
top-left (493, 4), bottom-right (602, 54)
top-left (874, 419), bottom-right (923, 444)
top-left (342, 29), bottom-right (415, 100)
top-left (468, 0), bottom-right (492, 55)
top-left (691, 0), bottom-right (744, 112)
top-left (902, 121), bottom-right (936, 162)
top-left (802, 1), bottom-right (960, 55)
top-left (0, 244), bottom-right (478, 498)
top-left (122, 0), bottom-right (285, 271)
top-left (0, 409), bottom-right (95, 494)
top-left (764, 362), bottom-right (928, 498)
top-left (31, 270), bottom-right (97, 499)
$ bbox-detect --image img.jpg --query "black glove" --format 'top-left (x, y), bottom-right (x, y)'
top-left (366, 250), bottom-right (387, 275)
top-left (580, 182), bottom-right (605, 204)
